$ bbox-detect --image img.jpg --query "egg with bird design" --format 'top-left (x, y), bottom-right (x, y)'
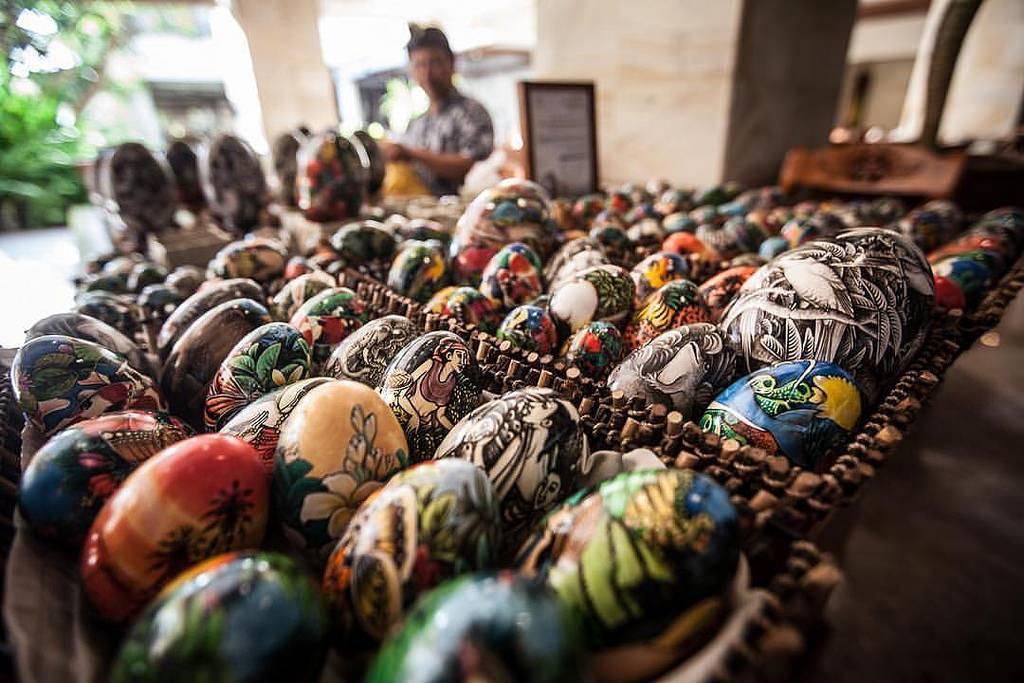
top-left (629, 251), bottom-right (691, 308)
top-left (624, 279), bottom-right (712, 349)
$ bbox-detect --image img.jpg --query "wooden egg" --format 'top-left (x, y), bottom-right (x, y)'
top-left (323, 315), bottom-right (420, 388)
top-left (429, 286), bottom-right (502, 334)
top-left (208, 237), bottom-right (288, 283)
top-left (549, 264), bottom-right (634, 334)
top-left (562, 321), bottom-right (625, 377)
top-left (387, 240), bottom-right (449, 303)
top-left (298, 131), bottom-right (367, 223)
top-left (624, 279), bottom-right (712, 350)
top-left (478, 242), bottom-right (545, 309)
top-left (288, 287), bottom-right (368, 364)
top-left (205, 134), bottom-right (267, 232)
top-left (73, 292), bottom-right (139, 337)
top-left (329, 220), bottom-right (397, 265)
top-left (698, 265), bottom-right (758, 322)
top-left (157, 278), bottom-right (263, 359)
top-left (81, 434), bottom-right (269, 621)
top-left (629, 251), bottom-right (691, 308)
top-left (25, 312), bottom-right (153, 380)
top-left (543, 237), bottom-right (608, 290)
top-left (495, 304), bottom-right (560, 355)
top-left (270, 271), bottom-right (335, 321)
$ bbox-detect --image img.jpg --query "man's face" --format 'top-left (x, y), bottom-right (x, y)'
top-left (409, 46), bottom-right (453, 101)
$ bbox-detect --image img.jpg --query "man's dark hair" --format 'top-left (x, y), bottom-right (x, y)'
top-left (406, 25), bottom-right (453, 59)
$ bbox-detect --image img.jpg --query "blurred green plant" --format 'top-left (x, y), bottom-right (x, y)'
top-left (0, 1), bottom-right (129, 229)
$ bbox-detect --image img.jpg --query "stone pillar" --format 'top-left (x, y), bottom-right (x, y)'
top-left (232, 0), bottom-right (338, 145)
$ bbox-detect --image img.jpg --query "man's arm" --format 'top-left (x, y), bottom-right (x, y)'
top-left (404, 147), bottom-right (476, 181)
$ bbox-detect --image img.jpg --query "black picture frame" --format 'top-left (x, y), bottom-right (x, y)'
top-left (518, 80), bottom-right (599, 197)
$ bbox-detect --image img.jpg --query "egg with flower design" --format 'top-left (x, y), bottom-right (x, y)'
top-left (479, 242), bottom-right (544, 309)
top-left (26, 312), bottom-right (153, 381)
top-left (427, 286), bottom-right (502, 334)
top-left (289, 287), bottom-right (368, 363)
top-left (562, 321), bottom-right (624, 377)
top-left (549, 264), bottom-right (634, 334)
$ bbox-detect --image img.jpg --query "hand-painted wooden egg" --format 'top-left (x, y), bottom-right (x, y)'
top-left (367, 572), bottom-right (586, 683)
top-left (26, 312), bottom-right (152, 381)
top-left (662, 211), bottom-right (697, 235)
top-left (588, 224), bottom-right (630, 252)
top-left (931, 255), bottom-right (990, 307)
top-left (82, 273), bottom-right (130, 295)
top-left (322, 460), bottom-right (500, 642)
top-left (696, 216), bottom-right (766, 258)
top-left (377, 332), bottom-right (482, 462)
top-left (423, 286), bottom-right (459, 314)
top-left (137, 284), bottom-right (184, 325)
top-left (204, 134), bottom-right (267, 232)
top-left (516, 469), bottom-right (739, 666)
top-left (220, 377), bottom-right (330, 474)
top-left (698, 265), bottom-right (758, 322)
top-left (625, 279), bottom-right (712, 349)
top-left (273, 129), bottom-right (307, 208)
top-left (451, 179), bottom-right (554, 282)
top-left (549, 264), bottom-right (634, 334)
top-left (655, 188), bottom-right (694, 216)
top-left (572, 193), bottom-right (606, 225)
top-left (162, 298), bottom-right (272, 429)
top-left (111, 551), bottom-right (328, 683)
top-left (662, 231), bottom-right (713, 257)
top-left (395, 217), bottom-right (451, 245)
top-left (19, 411), bottom-right (192, 546)
top-left (81, 434), bottom-right (268, 621)
top-left (545, 239), bottom-right (609, 291)
top-left (74, 292), bottom-right (138, 337)
top-left (608, 324), bottom-right (736, 417)
top-left (630, 251), bottom-right (692, 308)
top-left (898, 207), bottom-right (956, 253)
top-left (284, 255), bottom-right (313, 280)
top-left (927, 233), bottom-right (1013, 267)
top-left (562, 321), bottom-right (624, 376)
top-left (973, 207), bottom-right (1024, 248)
top-left (209, 238), bottom-right (288, 283)
top-left (479, 242), bottom-right (544, 309)
top-left (324, 315), bottom-right (419, 388)
top-left (387, 240), bottom-right (449, 303)
top-left (164, 265), bottom-right (205, 297)
top-left (298, 130), bottom-right (367, 222)
top-left (781, 214), bottom-right (842, 248)
top-left (157, 278), bottom-right (263, 359)
top-left (127, 262), bottom-right (167, 293)
top-left (288, 287), bottom-right (368, 363)
top-left (434, 286), bottom-right (502, 333)
top-left (329, 220), bottom-right (397, 265)
top-left (101, 142), bottom-right (177, 244)
top-left (433, 388), bottom-right (589, 549)
top-left (722, 228), bottom-right (934, 400)
top-left (701, 359), bottom-right (863, 469)
top-left (204, 323), bottom-right (312, 431)
top-left (13, 336), bottom-right (165, 436)
top-left (270, 271), bottom-right (335, 321)
top-left (933, 275), bottom-right (967, 311)
top-left (274, 380), bottom-right (410, 558)
top-left (166, 139), bottom-right (205, 211)
top-left (625, 217), bottom-right (666, 250)
top-left (495, 305), bottom-right (559, 354)
top-left (353, 129), bottom-right (386, 196)
top-left (758, 235), bottom-right (789, 260)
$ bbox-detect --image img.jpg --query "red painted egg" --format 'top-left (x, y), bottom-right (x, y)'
top-left (933, 275), bottom-right (966, 311)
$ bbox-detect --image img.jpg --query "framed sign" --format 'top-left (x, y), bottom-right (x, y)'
top-left (518, 81), bottom-right (599, 197)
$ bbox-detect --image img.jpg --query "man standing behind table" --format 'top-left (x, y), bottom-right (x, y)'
top-left (380, 26), bottom-right (495, 196)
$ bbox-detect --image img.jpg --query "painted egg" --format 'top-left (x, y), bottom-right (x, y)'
top-left (288, 286), bottom-right (368, 363)
top-left (387, 240), bottom-right (449, 303)
top-left (204, 323), bottom-right (312, 431)
top-left (701, 359), bottom-right (863, 469)
top-left (298, 131), bottom-right (367, 222)
top-left (973, 207), bottom-right (1024, 248)
top-left (395, 218), bottom-right (450, 245)
top-left (81, 434), bottom-right (269, 621)
top-left (781, 214), bottom-right (842, 248)
top-left (204, 134), bottom-right (267, 232)
top-left (25, 312), bottom-right (152, 381)
top-left (433, 387), bottom-right (589, 549)
top-left (101, 142), bottom-right (176, 245)
top-left (19, 411), bottom-right (192, 546)
top-left (588, 224), bottom-right (630, 251)
top-left (164, 265), bottom-right (205, 297)
top-left (377, 332), bottom-right (482, 462)
top-left (698, 265), bottom-right (759, 322)
top-left (137, 284), bottom-right (184, 325)
top-left (495, 305), bottom-right (560, 354)
top-left (451, 178), bottom-right (555, 282)
top-left (928, 234), bottom-right (1012, 266)
top-left (662, 231), bottom-right (712, 257)
top-left (423, 286), bottom-right (459, 314)
top-left (607, 324), bottom-right (736, 417)
top-left (931, 255), bottom-right (990, 308)
top-left (157, 278), bottom-right (263, 359)
top-left (161, 298), bottom-right (272, 429)
top-left (721, 227), bottom-right (934, 400)
top-left (82, 273), bottom-right (129, 294)
top-left (624, 279), bottom-right (712, 349)
top-left (322, 460), bottom-right (501, 642)
top-left (546, 244), bottom-right (610, 291)
top-left (166, 139), bottom-right (205, 211)
top-left (111, 551), bottom-right (328, 683)
top-left (127, 262), bottom-right (167, 293)
top-left (354, 129), bottom-right (386, 195)
top-left (695, 216), bottom-right (766, 258)
top-left (74, 292), bottom-right (138, 337)
top-left (572, 193), bottom-right (605, 225)
top-left (655, 189), bottom-right (694, 216)
top-left (662, 212), bottom-right (697, 234)
top-left (758, 235), bottom-right (789, 260)
top-left (208, 238), bottom-right (288, 283)
top-left (479, 242), bottom-right (545, 309)
top-left (273, 129), bottom-right (306, 208)
top-left (630, 251), bottom-right (691, 307)
top-left (898, 208), bottom-right (956, 253)
top-left (549, 264), bottom-right (634, 334)
top-left (329, 220), bottom-right (397, 265)
top-left (562, 321), bottom-right (624, 377)
top-left (324, 315), bottom-right (420, 388)
top-left (433, 286), bottom-right (502, 334)
top-left (516, 469), bottom-right (739, 668)
top-left (274, 380), bottom-right (410, 558)
top-left (284, 255), bottom-right (313, 280)
top-left (368, 572), bottom-right (586, 683)
top-left (543, 237), bottom-right (606, 285)
top-left (270, 271), bottom-right (335, 321)
top-left (220, 377), bottom-right (331, 474)
top-left (933, 275), bottom-right (967, 311)
top-left (13, 336), bottom-right (165, 436)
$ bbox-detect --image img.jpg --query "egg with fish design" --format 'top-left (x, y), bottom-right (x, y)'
top-left (478, 242), bottom-right (545, 309)
top-left (274, 380), bottom-right (410, 560)
top-left (387, 240), bottom-right (449, 303)
top-left (12, 336), bottom-right (166, 436)
top-left (111, 551), bottom-right (328, 683)
top-left (698, 265), bottom-right (758, 322)
top-left (377, 332), bottom-right (483, 463)
top-left (157, 278), bottom-right (263, 360)
top-left (161, 298), bottom-right (272, 429)
top-left (608, 324), bottom-right (736, 418)
top-left (367, 572), bottom-right (587, 683)
top-left (270, 271), bottom-right (336, 321)
top-left (324, 315), bottom-right (420, 388)
top-left (19, 411), bottom-right (192, 547)
top-left (495, 304), bottom-right (559, 355)
top-left (625, 279), bottom-right (712, 349)
top-left (516, 469), bottom-right (739, 679)
top-left (204, 323), bottom-right (312, 431)
top-left (562, 321), bottom-right (624, 377)
top-left (25, 312), bottom-right (154, 381)
top-left (321, 460), bottom-right (501, 644)
top-left (432, 387), bottom-right (589, 553)
top-left (549, 264), bottom-right (635, 334)
top-left (700, 359), bottom-right (863, 470)
top-left (81, 434), bottom-right (269, 621)
top-left (288, 287), bottom-right (368, 364)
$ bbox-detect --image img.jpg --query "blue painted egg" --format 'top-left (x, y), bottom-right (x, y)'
top-left (701, 359), bottom-right (863, 469)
